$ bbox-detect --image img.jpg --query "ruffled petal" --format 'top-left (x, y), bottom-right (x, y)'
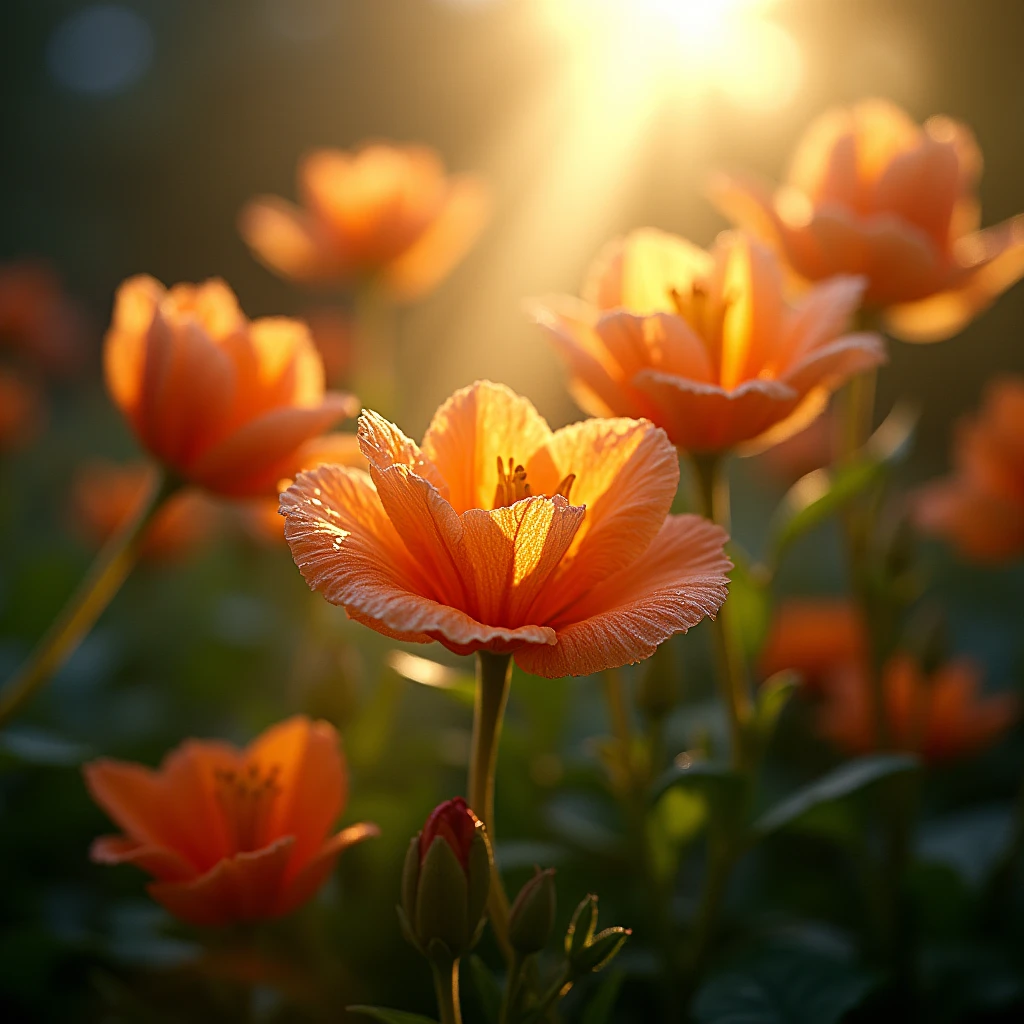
top-left (775, 275), bottom-right (866, 371)
top-left (516, 514), bottom-right (730, 678)
top-left (148, 838), bottom-right (295, 927)
top-left (420, 381), bottom-right (553, 514)
top-left (528, 418), bottom-right (679, 615)
top-left (779, 331), bottom-right (887, 397)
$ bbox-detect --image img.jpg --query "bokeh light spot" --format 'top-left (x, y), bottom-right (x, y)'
top-left (47, 5), bottom-right (153, 97)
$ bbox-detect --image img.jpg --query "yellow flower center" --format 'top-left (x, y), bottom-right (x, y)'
top-left (214, 761), bottom-right (282, 852)
top-left (492, 456), bottom-right (576, 510)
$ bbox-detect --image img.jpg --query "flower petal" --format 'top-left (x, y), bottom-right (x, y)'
top-left (90, 835), bottom-right (197, 883)
top-left (780, 331), bottom-right (887, 397)
top-left (516, 515), bottom-right (730, 678)
top-left (277, 823), bottom-right (380, 916)
top-left (148, 837), bottom-right (295, 927)
top-left (420, 381), bottom-right (553, 514)
top-left (246, 717), bottom-right (346, 875)
top-left (239, 197), bottom-right (342, 283)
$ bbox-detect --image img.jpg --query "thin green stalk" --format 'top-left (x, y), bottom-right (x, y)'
top-left (352, 284), bottom-right (400, 419)
top-left (498, 951), bottom-right (524, 1024)
top-left (0, 469), bottom-right (176, 728)
top-left (690, 454), bottom-right (753, 771)
top-left (683, 835), bottom-right (734, 980)
top-left (430, 955), bottom-right (463, 1024)
top-left (470, 651), bottom-right (514, 963)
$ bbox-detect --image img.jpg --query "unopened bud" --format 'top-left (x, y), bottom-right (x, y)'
top-left (398, 797), bottom-right (492, 960)
top-left (564, 893), bottom-right (630, 976)
top-left (508, 867), bottom-right (556, 955)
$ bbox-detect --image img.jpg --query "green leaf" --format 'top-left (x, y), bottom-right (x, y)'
top-left (754, 754), bottom-right (919, 838)
top-left (769, 402), bottom-right (918, 564)
top-left (693, 949), bottom-right (878, 1024)
top-left (583, 969), bottom-right (625, 1024)
top-left (348, 1007), bottom-right (439, 1024)
top-left (916, 804), bottom-right (1015, 889)
top-left (725, 546), bottom-right (773, 667)
top-left (0, 728), bottom-right (92, 766)
top-left (651, 758), bottom-right (746, 839)
top-left (465, 954), bottom-right (501, 1024)
top-left (386, 650), bottom-right (476, 706)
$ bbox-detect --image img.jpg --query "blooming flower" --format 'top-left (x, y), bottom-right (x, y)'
top-left (84, 716), bottom-right (378, 927)
top-left (819, 654), bottom-right (1018, 763)
top-left (712, 98), bottom-right (1024, 342)
top-left (104, 276), bottom-right (357, 498)
top-left (281, 380), bottom-right (730, 678)
top-left (240, 143), bottom-right (489, 301)
top-left (531, 229), bottom-right (885, 453)
top-left (71, 460), bottom-right (219, 563)
top-left (759, 598), bottom-right (867, 692)
top-left (915, 377), bottom-right (1024, 562)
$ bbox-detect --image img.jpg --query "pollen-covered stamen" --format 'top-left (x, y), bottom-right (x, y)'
top-left (493, 456), bottom-right (533, 508)
top-left (214, 761), bottom-right (283, 852)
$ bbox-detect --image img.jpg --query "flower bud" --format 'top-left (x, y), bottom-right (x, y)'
top-left (398, 797), bottom-right (492, 961)
top-left (508, 867), bottom-right (556, 956)
top-left (564, 893), bottom-right (630, 976)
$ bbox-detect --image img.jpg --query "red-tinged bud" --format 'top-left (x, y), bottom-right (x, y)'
top-left (399, 798), bottom-right (493, 962)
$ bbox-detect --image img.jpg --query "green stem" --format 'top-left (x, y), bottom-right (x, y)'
top-left (498, 951), bottom-right (524, 1024)
top-left (352, 284), bottom-right (400, 419)
top-left (684, 835), bottom-right (734, 982)
top-left (470, 651), bottom-right (514, 964)
top-left (430, 955), bottom-right (463, 1024)
top-left (0, 469), bottom-right (175, 728)
top-left (690, 454), bottom-right (752, 771)
top-left (531, 965), bottom-right (572, 1020)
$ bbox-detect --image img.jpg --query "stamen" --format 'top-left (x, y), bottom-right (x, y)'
top-left (554, 473), bottom-right (576, 501)
top-left (493, 457), bottom-right (577, 509)
top-left (214, 761), bottom-right (282, 852)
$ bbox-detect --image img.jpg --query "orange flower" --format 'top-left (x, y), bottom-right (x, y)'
top-left (104, 277), bottom-right (357, 498)
top-left (712, 98), bottom-right (1024, 342)
top-left (240, 144), bottom-right (489, 301)
top-left (71, 460), bottom-right (220, 563)
top-left (0, 368), bottom-right (44, 453)
top-left (237, 432), bottom-right (366, 546)
top-left (0, 260), bottom-right (88, 376)
top-left (84, 716), bottom-right (378, 927)
top-left (819, 654), bottom-right (1018, 763)
top-left (531, 229), bottom-right (885, 453)
top-left (915, 377), bottom-right (1024, 562)
top-left (281, 381), bottom-right (731, 678)
top-left (759, 598), bottom-right (867, 692)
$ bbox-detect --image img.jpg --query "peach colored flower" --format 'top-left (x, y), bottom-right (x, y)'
top-left (712, 98), bottom-right (1024, 342)
top-left (238, 432), bottom-right (366, 546)
top-left (531, 229), bottom-right (885, 453)
top-left (104, 277), bottom-right (357, 498)
top-left (240, 144), bottom-right (489, 301)
top-left (0, 368), bottom-right (44, 453)
top-left (819, 654), bottom-right (1018, 763)
top-left (71, 460), bottom-right (220, 563)
top-left (0, 260), bottom-right (89, 377)
top-left (915, 377), bottom-right (1024, 562)
top-left (281, 381), bottom-right (731, 678)
top-left (84, 716), bottom-right (378, 927)
top-left (759, 598), bottom-right (867, 692)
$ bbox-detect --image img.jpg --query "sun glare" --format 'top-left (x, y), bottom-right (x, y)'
top-left (537, 0), bottom-right (801, 111)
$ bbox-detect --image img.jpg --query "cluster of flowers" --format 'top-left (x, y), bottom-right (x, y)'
top-left (4, 99), bottom-right (1023, 1014)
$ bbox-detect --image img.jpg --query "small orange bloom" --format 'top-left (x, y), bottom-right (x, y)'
top-left (712, 98), bottom-right (1024, 342)
top-left (0, 368), bottom-right (44, 453)
top-left (71, 460), bottom-right (220, 563)
top-left (0, 260), bottom-right (88, 376)
top-left (819, 654), bottom-right (1018, 763)
top-left (238, 432), bottom-right (366, 546)
top-left (532, 229), bottom-right (885, 453)
top-left (84, 716), bottom-right (378, 927)
top-left (281, 381), bottom-right (731, 678)
top-left (915, 377), bottom-right (1024, 562)
top-left (104, 277), bottom-right (357, 498)
top-left (759, 598), bottom-right (867, 692)
top-left (240, 144), bottom-right (489, 301)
